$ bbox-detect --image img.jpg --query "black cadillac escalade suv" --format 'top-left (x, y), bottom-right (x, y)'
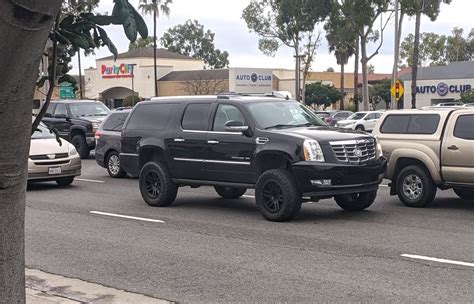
top-left (120, 95), bottom-right (387, 221)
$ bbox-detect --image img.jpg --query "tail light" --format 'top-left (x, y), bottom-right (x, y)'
top-left (325, 117), bottom-right (333, 123)
top-left (95, 131), bottom-right (102, 140)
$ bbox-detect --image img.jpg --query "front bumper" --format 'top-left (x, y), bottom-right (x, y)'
top-left (293, 157), bottom-right (387, 197)
top-left (86, 134), bottom-right (96, 149)
top-left (28, 156), bottom-right (82, 181)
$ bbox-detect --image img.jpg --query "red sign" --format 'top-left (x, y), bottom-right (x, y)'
top-left (101, 64), bottom-right (135, 78)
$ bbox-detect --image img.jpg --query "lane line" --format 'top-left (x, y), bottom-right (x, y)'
top-left (401, 254), bottom-right (474, 267)
top-left (89, 211), bottom-right (166, 223)
top-left (242, 195), bottom-right (255, 199)
top-left (76, 178), bottom-right (105, 183)
top-left (380, 184), bottom-right (389, 187)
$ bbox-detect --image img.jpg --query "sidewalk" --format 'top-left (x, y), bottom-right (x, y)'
top-left (26, 269), bottom-right (172, 303)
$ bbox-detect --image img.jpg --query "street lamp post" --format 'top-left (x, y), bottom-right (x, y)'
top-left (294, 54), bottom-right (305, 102)
top-left (130, 63), bottom-right (137, 105)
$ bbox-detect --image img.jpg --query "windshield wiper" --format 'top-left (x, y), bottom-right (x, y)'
top-left (264, 124), bottom-right (298, 130)
top-left (294, 122), bottom-right (320, 127)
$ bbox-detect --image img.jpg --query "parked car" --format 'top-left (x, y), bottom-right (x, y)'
top-left (373, 108), bottom-right (474, 207)
top-left (335, 111), bottom-right (384, 131)
top-left (324, 110), bottom-right (353, 126)
top-left (314, 111), bottom-right (331, 120)
top-left (432, 102), bottom-right (464, 107)
top-left (29, 121), bottom-right (81, 185)
top-left (42, 100), bottom-right (110, 159)
top-left (463, 103), bottom-right (474, 108)
top-left (120, 95), bottom-right (386, 222)
top-left (95, 108), bottom-right (132, 178)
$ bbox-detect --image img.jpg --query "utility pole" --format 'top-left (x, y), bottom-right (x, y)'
top-left (294, 53), bottom-right (305, 102)
top-left (77, 49), bottom-right (83, 99)
top-left (391, 0), bottom-right (400, 110)
top-left (153, 0), bottom-right (158, 97)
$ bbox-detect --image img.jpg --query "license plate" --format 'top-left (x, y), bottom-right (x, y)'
top-left (48, 167), bottom-right (62, 175)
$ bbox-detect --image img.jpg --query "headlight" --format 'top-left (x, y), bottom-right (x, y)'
top-left (375, 137), bottom-right (383, 158)
top-left (303, 140), bottom-right (325, 162)
top-left (69, 144), bottom-right (78, 156)
top-left (92, 122), bottom-right (100, 133)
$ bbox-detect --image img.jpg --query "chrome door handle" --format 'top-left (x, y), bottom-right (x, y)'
top-left (447, 145), bottom-right (459, 150)
top-left (174, 138), bottom-right (185, 142)
top-left (207, 140), bottom-right (219, 144)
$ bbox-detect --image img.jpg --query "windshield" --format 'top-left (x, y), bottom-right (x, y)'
top-left (69, 103), bottom-right (110, 118)
top-left (246, 101), bottom-right (326, 129)
top-left (347, 112), bottom-right (367, 120)
top-left (32, 123), bottom-right (55, 139)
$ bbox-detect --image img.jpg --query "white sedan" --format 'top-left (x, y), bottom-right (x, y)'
top-left (29, 122), bottom-right (82, 186)
top-left (335, 111), bottom-right (384, 132)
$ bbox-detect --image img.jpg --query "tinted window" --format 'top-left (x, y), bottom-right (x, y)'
top-left (335, 112), bottom-right (351, 118)
top-left (69, 103), bottom-right (110, 118)
top-left (381, 114), bottom-right (440, 134)
top-left (54, 104), bottom-right (68, 117)
top-left (182, 103), bottom-right (212, 130)
top-left (103, 112), bottom-right (129, 131)
top-left (126, 103), bottom-right (175, 130)
top-left (374, 113), bottom-right (383, 119)
top-left (45, 104), bottom-right (55, 117)
top-left (408, 114), bottom-right (440, 134)
top-left (213, 104), bottom-right (246, 132)
top-left (454, 115), bottom-right (474, 140)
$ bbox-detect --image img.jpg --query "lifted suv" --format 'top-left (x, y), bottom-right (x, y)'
top-left (42, 100), bottom-right (110, 158)
top-left (121, 95), bottom-right (387, 221)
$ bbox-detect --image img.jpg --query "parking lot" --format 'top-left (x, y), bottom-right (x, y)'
top-left (26, 156), bottom-right (473, 303)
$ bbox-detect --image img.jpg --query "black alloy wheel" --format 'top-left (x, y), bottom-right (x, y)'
top-left (261, 181), bottom-right (284, 213)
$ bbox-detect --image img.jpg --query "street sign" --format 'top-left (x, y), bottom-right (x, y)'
top-left (390, 80), bottom-right (404, 101)
top-left (59, 82), bottom-right (76, 99)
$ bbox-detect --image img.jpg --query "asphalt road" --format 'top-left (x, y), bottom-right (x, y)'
top-left (26, 157), bottom-right (474, 303)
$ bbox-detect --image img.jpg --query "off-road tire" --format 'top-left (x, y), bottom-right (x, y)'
top-left (396, 165), bottom-right (437, 207)
top-left (56, 177), bottom-right (74, 186)
top-left (72, 135), bottom-right (90, 159)
top-left (255, 169), bottom-right (302, 222)
top-left (214, 186), bottom-right (247, 199)
top-left (106, 151), bottom-right (126, 178)
top-left (139, 161), bottom-right (178, 207)
top-left (335, 190), bottom-right (377, 211)
top-left (453, 188), bottom-right (474, 200)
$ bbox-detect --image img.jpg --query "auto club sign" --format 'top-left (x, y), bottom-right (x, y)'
top-left (229, 68), bottom-right (273, 94)
top-left (416, 83), bottom-right (472, 96)
top-left (101, 63), bottom-right (135, 78)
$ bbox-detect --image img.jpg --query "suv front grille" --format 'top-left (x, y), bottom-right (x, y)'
top-left (30, 153), bottom-right (69, 160)
top-left (330, 139), bottom-right (376, 164)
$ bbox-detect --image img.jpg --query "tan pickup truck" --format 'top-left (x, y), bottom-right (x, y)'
top-left (373, 108), bottom-right (474, 207)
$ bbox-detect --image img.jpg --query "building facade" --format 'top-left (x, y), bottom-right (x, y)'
top-left (401, 61), bottom-right (474, 108)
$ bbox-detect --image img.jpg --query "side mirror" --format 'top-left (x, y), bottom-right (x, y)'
top-left (225, 120), bottom-right (249, 133)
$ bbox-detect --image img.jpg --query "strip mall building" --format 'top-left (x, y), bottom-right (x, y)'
top-left (400, 61), bottom-right (474, 108)
top-left (83, 47), bottom-right (391, 108)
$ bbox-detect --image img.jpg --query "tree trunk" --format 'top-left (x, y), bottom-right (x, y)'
top-left (0, 1), bottom-right (61, 302)
top-left (360, 35), bottom-right (370, 111)
top-left (353, 35), bottom-right (360, 112)
top-left (295, 40), bottom-right (300, 102)
top-left (340, 63), bottom-right (345, 110)
top-left (153, 3), bottom-right (158, 97)
top-left (411, 10), bottom-right (422, 109)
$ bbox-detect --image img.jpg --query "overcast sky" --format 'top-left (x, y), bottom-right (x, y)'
top-left (71, 0), bottom-right (473, 75)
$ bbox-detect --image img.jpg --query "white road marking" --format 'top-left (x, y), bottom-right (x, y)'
top-left (242, 195), bottom-right (255, 199)
top-left (89, 211), bottom-right (166, 223)
top-left (76, 178), bottom-right (105, 183)
top-left (401, 254), bottom-right (474, 267)
top-left (380, 184), bottom-right (389, 187)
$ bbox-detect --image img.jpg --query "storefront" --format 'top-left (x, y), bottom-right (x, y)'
top-left (84, 47), bottom-right (204, 108)
top-left (401, 61), bottom-right (474, 108)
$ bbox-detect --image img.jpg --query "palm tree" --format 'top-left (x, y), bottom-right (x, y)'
top-left (139, 0), bottom-right (172, 97)
top-left (330, 45), bottom-right (355, 110)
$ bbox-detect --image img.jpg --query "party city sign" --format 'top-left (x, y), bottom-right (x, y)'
top-left (101, 63), bottom-right (135, 78)
top-left (416, 82), bottom-right (472, 97)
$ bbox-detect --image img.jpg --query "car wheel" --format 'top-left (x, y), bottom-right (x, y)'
top-left (255, 169), bottom-right (302, 222)
top-left (72, 135), bottom-right (90, 159)
top-left (453, 188), bottom-right (474, 200)
top-left (139, 161), bottom-right (178, 207)
top-left (355, 125), bottom-right (365, 131)
top-left (56, 177), bottom-right (74, 186)
top-left (214, 186), bottom-right (247, 199)
top-left (334, 190), bottom-right (377, 211)
top-left (106, 151), bottom-right (126, 178)
top-left (396, 165), bottom-right (437, 207)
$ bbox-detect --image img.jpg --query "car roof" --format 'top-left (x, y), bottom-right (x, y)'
top-left (51, 99), bottom-right (99, 103)
top-left (148, 94), bottom-right (291, 104)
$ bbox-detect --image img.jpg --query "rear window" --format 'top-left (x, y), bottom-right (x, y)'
top-left (454, 114), bottom-right (474, 140)
top-left (181, 103), bottom-right (212, 131)
top-left (380, 114), bottom-right (440, 134)
top-left (126, 103), bottom-right (175, 130)
top-left (103, 112), bottom-right (129, 131)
